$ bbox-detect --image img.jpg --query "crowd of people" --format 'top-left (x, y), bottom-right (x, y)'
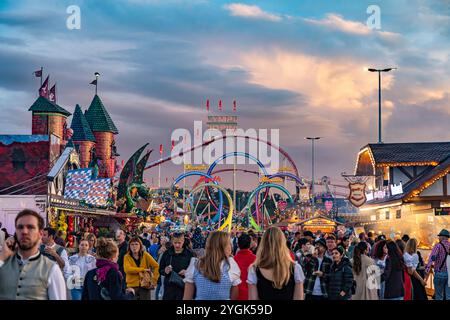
top-left (0, 209), bottom-right (449, 300)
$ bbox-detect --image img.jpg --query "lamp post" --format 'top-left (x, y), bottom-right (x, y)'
top-left (366, 67), bottom-right (396, 143)
top-left (305, 137), bottom-right (322, 217)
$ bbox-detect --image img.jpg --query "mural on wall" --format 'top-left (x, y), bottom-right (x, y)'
top-left (0, 135), bottom-right (50, 195)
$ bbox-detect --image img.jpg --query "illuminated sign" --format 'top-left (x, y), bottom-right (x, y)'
top-left (435, 207), bottom-right (450, 216)
top-left (184, 164), bottom-right (208, 171)
top-left (260, 177), bottom-right (283, 183)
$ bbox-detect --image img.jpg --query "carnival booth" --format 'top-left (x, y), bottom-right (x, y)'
top-left (296, 214), bottom-right (343, 235)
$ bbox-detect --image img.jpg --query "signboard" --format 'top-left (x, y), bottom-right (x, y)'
top-left (435, 207), bottom-right (450, 216)
top-left (184, 164), bottom-right (208, 171)
top-left (206, 116), bottom-right (238, 131)
top-left (348, 182), bottom-right (367, 207)
top-left (260, 176), bottom-right (283, 183)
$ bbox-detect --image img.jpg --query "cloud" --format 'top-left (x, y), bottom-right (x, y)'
top-left (303, 13), bottom-right (399, 39)
top-left (234, 48), bottom-right (395, 111)
top-left (224, 3), bottom-right (282, 22)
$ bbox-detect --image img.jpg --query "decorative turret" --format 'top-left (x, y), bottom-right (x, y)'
top-left (70, 104), bottom-right (96, 168)
top-left (84, 94), bottom-right (119, 178)
top-left (29, 96), bottom-right (71, 138)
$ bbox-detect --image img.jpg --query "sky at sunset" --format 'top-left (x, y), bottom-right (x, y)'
top-left (1, 0), bottom-right (449, 192)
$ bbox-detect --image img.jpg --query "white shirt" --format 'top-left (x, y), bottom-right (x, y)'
top-left (67, 254), bottom-right (96, 288)
top-left (312, 257), bottom-right (323, 295)
top-left (247, 261), bottom-right (305, 285)
top-left (184, 257), bottom-right (242, 286)
top-left (46, 242), bottom-right (70, 278)
top-left (403, 252), bottom-right (419, 269)
top-left (0, 251), bottom-right (67, 300)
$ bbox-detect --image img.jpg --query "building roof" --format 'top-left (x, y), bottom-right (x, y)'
top-left (85, 95), bottom-right (118, 134)
top-left (28, 96), bottom-right (71, 117)
top-left (70, 104), bottom-right (96, 142)
top-left (364, 142), bottom-right (450, 165)
top-left (0, 135), bottom-right (49, 145)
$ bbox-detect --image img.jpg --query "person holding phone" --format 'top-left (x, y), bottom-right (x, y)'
top-left (0, 209), bottom-right (66, 300)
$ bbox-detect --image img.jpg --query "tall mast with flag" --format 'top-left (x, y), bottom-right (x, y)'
top-left (49, 83), bottom-right (57, 103)
top-left (158, 144), bottom-right (163, 189)
top-left (33, 67), bottom-right (43, 87)
top-left (39, 76), bottom-right (49, 98)
top-left (90, 72), bottom-right (100, 95)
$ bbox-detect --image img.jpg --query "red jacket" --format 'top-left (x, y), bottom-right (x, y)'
top-left (234, 249), bottom-right (257, 300)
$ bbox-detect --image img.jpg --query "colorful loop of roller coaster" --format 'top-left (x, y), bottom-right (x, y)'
top-left (245, 183), bottom-right (294, 232)
top-left (254, 172), bottom-right (305, 225)
top-left (188, 183), bottom-right (234, 233)
top-left (171, 171), bottom-right (224, 222)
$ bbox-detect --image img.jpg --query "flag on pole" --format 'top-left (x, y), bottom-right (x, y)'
top-left (165, 177), bottom-right (168, 183)
top-left (39, 76), bottom-right (49, 98)
top-left (171, 140), bottom-right (175, 150)
top-left (90, 79), bottom-right (97, 86)
top-left (218, 99), bottom-right (222, 111)
top-left (49, 84), bottom-right (56, 103)
top-left (33, 69), bottom-right (42, 78)
top-left (159, 144), bottom-right (163, 155)
top-left (233, 100), bottom-right (237, 112)
top-left (206, 99), bottom-right (210, 111)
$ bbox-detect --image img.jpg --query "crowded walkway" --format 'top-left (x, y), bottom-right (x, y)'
top-left (0, 209), bottom-right (448, 300)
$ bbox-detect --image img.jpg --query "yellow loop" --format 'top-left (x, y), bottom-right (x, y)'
top-left (188, 183), bottom-right (234, 233)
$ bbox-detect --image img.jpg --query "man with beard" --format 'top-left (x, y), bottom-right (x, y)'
top-left (0, 209), bottom-right (66, 299)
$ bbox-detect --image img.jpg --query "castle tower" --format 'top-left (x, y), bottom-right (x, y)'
top-left (28, 96), bottom-right (72, 159)
top-left (70, 104), bottom-right (96, 168)
top-left (84, 94), bottom-right (119, 178)
top-left (29, 96), bottom-right (71, 137)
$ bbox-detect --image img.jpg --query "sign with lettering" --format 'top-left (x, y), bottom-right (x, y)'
top-left (184, 164), bottom-right (208, 171)
top-left (260, 176), bottom-right (283, 183)
top-left (435, 207), bottom-right (450, 216)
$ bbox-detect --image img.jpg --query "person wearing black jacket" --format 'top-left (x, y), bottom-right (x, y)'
top-left (159, 233), bottom-right (194, 300)
top-left (382, 240), bottom-right (405, 300)
top-left (82, 238), bottom-right (134, 300)
top-left (327, 246), bottom-right (354, 300)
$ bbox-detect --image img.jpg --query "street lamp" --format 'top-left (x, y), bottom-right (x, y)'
top-left (305, 137), bottom-right (322, 217)
top-left (366, 67), bottom-right (397, 143)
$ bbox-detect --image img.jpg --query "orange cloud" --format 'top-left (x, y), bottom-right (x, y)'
top-left (237, 49), bottom-right (395, 110)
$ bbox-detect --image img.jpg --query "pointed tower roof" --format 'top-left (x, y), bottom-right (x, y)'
top-left (85, 94), bottom-right (119, 134)
top-left (70, 104), bottom-right (96, 142)
top-left (28, 96), bottom-right (71, 117)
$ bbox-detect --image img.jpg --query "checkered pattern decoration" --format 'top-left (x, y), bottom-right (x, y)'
top-left (64, 168), bottom-right (111, 206)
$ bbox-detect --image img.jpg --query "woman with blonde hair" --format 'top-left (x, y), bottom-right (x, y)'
top-left (404, 238), bottom-right (427, 300)
top-left (247, 227), bottom-right (305, 300)
top-left (85, 233), bottom-right (97, 257)
top-left (183, 231), bottom-right (241, 300)
top-left (82, 237), bottom-right (135, 300)
top-left (124, 236), bottom-right (159, 300)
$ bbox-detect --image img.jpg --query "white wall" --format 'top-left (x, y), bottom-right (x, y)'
top-left (420, 178), bottom-right (444, 197)
top-left (0, 195), bottom-right (47, 235)
top-left (393, 168), bottom-right (411, 185)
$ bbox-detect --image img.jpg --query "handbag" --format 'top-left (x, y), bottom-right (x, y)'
top-left (139, 270), bottom-right (153, 289)
top-left (167, 256), bottom-right (185, 289)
